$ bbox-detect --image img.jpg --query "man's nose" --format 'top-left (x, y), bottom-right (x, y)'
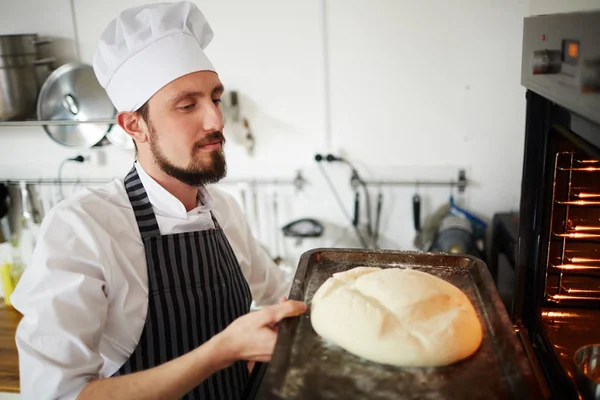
top-left (203, 101), bottom-right (224, 133)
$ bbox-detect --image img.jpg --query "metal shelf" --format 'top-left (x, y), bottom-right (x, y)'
top-left (1, 175), bottom-right (307, 188)
top-left (0, 119), bottom-right (116, 127)
top-left (363, 169), bottom-right (468, 192)
top-left (363, 179), bottom-right (465, 188)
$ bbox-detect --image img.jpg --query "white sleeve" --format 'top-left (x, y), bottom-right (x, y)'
top-left (213, 189), bottom-right (292, 307)
top-left (11, 206), bottom-right (110, 400)
top-left (242, 212), bottom-right (293, 307)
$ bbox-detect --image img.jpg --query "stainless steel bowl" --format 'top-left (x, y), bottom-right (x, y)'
top-left (0, 34), bottom-right (41, 56)
top-left (0, 34), bottom-right (42, 120)
top-left (574, 344), bottom-right (600, 399)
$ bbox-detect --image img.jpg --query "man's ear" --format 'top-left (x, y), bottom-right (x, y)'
top-left (117, 111), bottom-right (149, 145)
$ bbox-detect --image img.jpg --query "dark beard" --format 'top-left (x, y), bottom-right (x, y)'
top-left (149, 128), bottom-right (227, 187)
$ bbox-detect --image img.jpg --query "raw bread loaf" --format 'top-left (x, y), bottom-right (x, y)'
top-left (310, 267), bottom-right (483, 367)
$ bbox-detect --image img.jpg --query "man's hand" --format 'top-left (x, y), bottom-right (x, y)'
top-left (247, 296), bottom-right (290, 372)
top-left (216, 298), bottom-right (306, 368)
top-left (78, 297), bottom-right (305, 400)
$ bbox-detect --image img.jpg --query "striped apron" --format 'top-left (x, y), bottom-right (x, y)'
top-left (113, 166), bottom-right (254, 399)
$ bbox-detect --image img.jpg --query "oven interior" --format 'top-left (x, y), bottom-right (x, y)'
top-left (540, 124), bottom-right (600, 396)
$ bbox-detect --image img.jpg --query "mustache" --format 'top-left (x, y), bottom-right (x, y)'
top-left (193, 132), bottom-right (225, 152)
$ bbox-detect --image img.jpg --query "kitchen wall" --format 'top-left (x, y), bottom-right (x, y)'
top-left (1, 0), bottom-right (598, 274)
top-left (529, 0), bottom-right (600, 14)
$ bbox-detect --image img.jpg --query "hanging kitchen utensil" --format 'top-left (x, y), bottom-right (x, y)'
top-left (26, 183), bottom-right (44, 224)
top-left (0, 184), bottom-right (9, 244)
top-left (37, 62), bottom-right (115, 148)
top-left (229, 91), bottom-right (240, 123)
top-left (353, 190), bottom-right (360, 227)
top-left (373, 189), bottom-right (383, 245)
top-left (39, 185), bottom-right (54, 216)
top-left (413, 190), bottom-right (422, 233)
top-left (251, 182), bottom-right (261, 240)
top-left (272, 192), bottom-right (283, 265)
top-left (0, 184), bottom-right (8, 220)
top-left (243, 118), bottom-right (256, 156)
top-left (6, 183), bottom-right (23, 242)
top-left (239, 185), bottom-right (248, 216)
top-left (282, 218), bottom-right (324, 238)
top-left (0, 221), bottom-right (7, 244)
top-left (19, 182), bottom-right (33, 224)
top-left (19, 181), bottom-right (38, 249)
top-left (413, 202), bottom-right (451, 251)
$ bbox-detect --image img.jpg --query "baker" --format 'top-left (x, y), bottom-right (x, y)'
top-left (11, 2), bottom-right (307, 399)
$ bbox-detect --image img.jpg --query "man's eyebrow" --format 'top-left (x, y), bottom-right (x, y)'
top-left (170, 91), bottom-right (203, 104)
top-left (170, 84), bottom-right (225, 104)
top-left (212, 84), bottom-right (225, 96)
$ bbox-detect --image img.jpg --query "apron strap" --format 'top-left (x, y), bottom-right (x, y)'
top-left (210, 211), bottom-right (221, 229)
top-left (124, 166), bottom-right (161, 239)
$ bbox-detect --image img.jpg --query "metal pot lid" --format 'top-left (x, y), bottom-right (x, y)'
top-left (106, 124), bottom-right (135, 150)
top-left (37, 62), bottom-right (115, 148)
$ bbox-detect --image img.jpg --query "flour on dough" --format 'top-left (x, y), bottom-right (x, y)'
top-left (310, 267), bottom-right (483, 367)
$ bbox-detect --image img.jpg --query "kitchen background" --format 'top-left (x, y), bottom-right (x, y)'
top-left (1, 0), bottom-right (600, 302)
top-left (1, 1), bottom-right (600, 399)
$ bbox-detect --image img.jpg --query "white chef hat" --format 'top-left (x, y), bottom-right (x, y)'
top-left (93, 1), bottom-right (216, 112)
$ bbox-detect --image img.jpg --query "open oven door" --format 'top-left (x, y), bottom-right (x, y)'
top-left (514, 10), bottom-right (600, 400)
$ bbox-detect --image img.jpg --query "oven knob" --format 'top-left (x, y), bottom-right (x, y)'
top-left (578, 59), bottom-right (600, 93)
top-left (531, 50), bottom-right (562, 74)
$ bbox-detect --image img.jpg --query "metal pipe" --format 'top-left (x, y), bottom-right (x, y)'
top-left (2, 178), bottom-right (302, 186)
top-left (363, 179), bottom-right (462, 187)
top-left (0, 119), bottom-right (116, 127)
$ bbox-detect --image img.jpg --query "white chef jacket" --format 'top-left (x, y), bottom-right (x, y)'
top-left (11, 162), bottom-right (292, 400)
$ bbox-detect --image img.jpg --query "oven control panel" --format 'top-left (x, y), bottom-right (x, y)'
top-left (522, 11), bottom-right (600, 125)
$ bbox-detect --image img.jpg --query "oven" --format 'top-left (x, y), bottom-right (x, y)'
top-left (514, 10), bottom-right (600, 400)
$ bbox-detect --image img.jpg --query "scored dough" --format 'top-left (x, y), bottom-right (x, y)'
top-left (310, 267), bottom-right (483, 367)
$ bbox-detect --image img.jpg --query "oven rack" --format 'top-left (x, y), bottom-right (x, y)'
top-left (545, 151), bottom-right (600, 303)
top-left (552, 232), bottom-right (600, 240)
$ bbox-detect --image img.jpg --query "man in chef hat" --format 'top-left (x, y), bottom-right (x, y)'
top-left (11, 2), bottom-right (305, 399)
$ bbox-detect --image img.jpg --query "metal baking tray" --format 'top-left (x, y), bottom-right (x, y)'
top-left (256, 248), bottom-right (544, 400)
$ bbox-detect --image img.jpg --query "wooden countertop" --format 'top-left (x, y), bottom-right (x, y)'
top-left (0, 303), bottom-right (21, 393)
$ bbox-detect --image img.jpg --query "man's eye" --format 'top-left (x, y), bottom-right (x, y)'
top-left (179, 104), bottom-right (196, 110)
top-left (213, 98), bottom-right (222, 105)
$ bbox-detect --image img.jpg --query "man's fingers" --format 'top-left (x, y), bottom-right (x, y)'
top-left (261, 300), bottom-right (307, 325)
top-left (279, 296), bottom-right (288, 303)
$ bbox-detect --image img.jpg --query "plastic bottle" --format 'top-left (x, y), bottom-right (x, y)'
top-left (0, 262), bottom-right (14, 306)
